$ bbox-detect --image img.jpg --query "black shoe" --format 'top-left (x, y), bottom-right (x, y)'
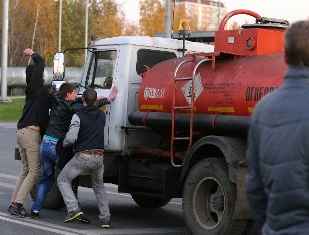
top-left (76, 214), bottom-right (91, 224)
top-left (31, 211), bottom-right (39, 218)
top-left (8, 202), bottom-right (18, 215)
top-left (63, 208), bottom-right (83, 223)
top-left (100, 218), bottom-right (110, 228)
top-left (10, 205), bottom-right (30, 218)
top-left (8, 204), bottom-right (13, 214)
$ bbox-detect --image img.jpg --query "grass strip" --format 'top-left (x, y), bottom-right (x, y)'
top-left (0, 97), bottom-right (25, 121)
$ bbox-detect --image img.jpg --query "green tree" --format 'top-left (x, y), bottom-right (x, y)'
top-left (88, 0), bottom-right (124, 39)
top-left (6, 0), bottom-right (57, 67)
top-left (59, 0), bottom-right (125, 66)
top-left (123, 23), bottom-right (140, 36)
top-left (32, 0), bottom-right (58, 66)
top-left (118, 6), bottom-right (139, 35)
top-left (0, 0), bottom-right (128, 67)
top-left (139, 0), bottom-right (165, 36)
top-left (0, 0), bottom-right (133, 67)
top-left (60, 0), bottom-right (86, 67)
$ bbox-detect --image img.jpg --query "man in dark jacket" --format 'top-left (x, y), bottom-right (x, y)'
top-left (57, 88), bottom-right (111, 228)
top-left (30, 83), bottom-right (117, 220)
top-left (9, 48), bottom-right (54, 218)
top-left (246, 20), bottom-right (309, 234)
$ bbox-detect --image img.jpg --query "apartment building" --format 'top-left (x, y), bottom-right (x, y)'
top-left (175, 0), bottom-right (227, 30)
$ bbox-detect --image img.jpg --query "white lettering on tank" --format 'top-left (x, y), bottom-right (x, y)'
top-left (144, 87), bottom-right (165, 100)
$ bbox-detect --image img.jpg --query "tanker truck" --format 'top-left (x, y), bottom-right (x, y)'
top-left (34, 9), bottom-right (290, 235)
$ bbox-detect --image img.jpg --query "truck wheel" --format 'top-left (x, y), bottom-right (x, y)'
top-left (30, 168), bottom-right (65, 210)
top-left (131, 194), bottom-right (171, 208)
top-left (183, 157), bottom-right (242, 235)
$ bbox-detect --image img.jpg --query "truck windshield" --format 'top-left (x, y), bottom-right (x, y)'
top-left (85, 50), bottom-right (117, 89)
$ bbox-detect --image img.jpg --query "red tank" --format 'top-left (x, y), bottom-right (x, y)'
top-left (139, 54), bottom-right (287, 116)
top-left (138, 9), bottom-right (289, 117)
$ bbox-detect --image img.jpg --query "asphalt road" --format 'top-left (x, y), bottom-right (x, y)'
top-left (0, 122), bottom-right (190, 235)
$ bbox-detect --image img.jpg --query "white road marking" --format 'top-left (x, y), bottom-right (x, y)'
top-left (0, 174), bottom-right (181, 204)
top-left (0, 174), bottom-right (184, 234)
top-left (0, 212), bottom-right (77, 235)
top-left (0, 173), bottom-right (18, 180)
top-left (0, 181), bottom-right (15, 189)
top-left (0, 212), bottom-right (187, 234)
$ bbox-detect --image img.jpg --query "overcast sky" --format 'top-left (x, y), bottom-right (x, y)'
top-left (119, 0), bottom-right (309, 25)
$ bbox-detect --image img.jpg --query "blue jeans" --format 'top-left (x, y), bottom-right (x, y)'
top-left (31, 140), bottom-right (58, 212)
top-left (57, 152), bottom-right (110, 220)
top-left (31, 140), bottom-right (82, 212)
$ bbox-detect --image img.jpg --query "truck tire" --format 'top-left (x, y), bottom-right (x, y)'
top-left (183, 157), bottom-right (246, 235)
top-left (131, 194), bottom-right (171, 208)
top-left (30, 168), bottom-right (65, 210)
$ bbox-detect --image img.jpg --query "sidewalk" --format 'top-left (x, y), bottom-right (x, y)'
top-left (9, 96), bottom-right (25, 99)
top-left (0, 121), bottom-right (17, 129)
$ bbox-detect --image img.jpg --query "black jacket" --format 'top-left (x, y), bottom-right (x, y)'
top-left (45, 97), bottom-right (109, 140)
top-left (17, 52), bottom-right (54, 136)
top-left (45, 97), bottom-right (83, 139)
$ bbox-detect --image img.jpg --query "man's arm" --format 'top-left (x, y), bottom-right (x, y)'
top-left (97, 86), bottom-right (118, 102)
top-left (63, 114), bottom-right (80, 147)
top-left (96, 86), bottom-right (118, 107)
top-left (23, 48), bottom-right (45, 91)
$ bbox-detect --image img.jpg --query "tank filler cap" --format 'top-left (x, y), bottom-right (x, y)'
top-left (242, 17), bottom-right (290, 29)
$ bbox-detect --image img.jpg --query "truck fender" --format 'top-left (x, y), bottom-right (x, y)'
top-left (181, 135), bottom-right (251, 219)
top-left (181, 135), bottom-right (247, 182)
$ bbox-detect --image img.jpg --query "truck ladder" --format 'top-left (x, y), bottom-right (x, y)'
top-left (171, 57), bottom-right (196, 167)
top-left (171, 54), bottom-right (218, 167)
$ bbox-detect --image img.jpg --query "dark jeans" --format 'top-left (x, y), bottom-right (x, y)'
top-left (31, 140), bottom-right (81, 212)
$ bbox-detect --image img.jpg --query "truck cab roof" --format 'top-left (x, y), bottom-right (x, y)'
top-left (92, 36), bottom-right (214, 53)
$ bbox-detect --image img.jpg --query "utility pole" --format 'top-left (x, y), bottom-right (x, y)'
top-left (1, 0), bottom-right (11, 102)
top-left (218, 0), bottom-right (221, 29)
top-left (164, 0), bottom-right (172, 38)
top-left (85, 0), bottom-right (89, 61)
top-left (59, 0), bottom-right (62, 52)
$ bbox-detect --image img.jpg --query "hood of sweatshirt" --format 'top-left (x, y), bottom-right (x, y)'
top-left (78, 105), bottom-right (101, 121)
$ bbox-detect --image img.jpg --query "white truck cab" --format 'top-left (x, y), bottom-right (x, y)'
top-left (56, 36), bottom-right (214, 153)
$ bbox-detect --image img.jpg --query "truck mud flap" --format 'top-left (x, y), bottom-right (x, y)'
top-left (119, 161), bottom-right (182, 198)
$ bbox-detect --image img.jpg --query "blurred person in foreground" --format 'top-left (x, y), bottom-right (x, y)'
top-left (246, 20), bottom-right (309, 234)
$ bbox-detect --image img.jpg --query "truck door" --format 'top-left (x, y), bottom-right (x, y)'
top-left (81, 49), bottom-right (118, 149)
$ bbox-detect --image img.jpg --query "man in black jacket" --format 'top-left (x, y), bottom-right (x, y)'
top-left (9, 48), bottom-right (54, 218)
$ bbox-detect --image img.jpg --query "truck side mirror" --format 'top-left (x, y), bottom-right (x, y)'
top-left (51, 80), bottom-right (67, 94)
top-left (53, 52), bottom-right (65, 80)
